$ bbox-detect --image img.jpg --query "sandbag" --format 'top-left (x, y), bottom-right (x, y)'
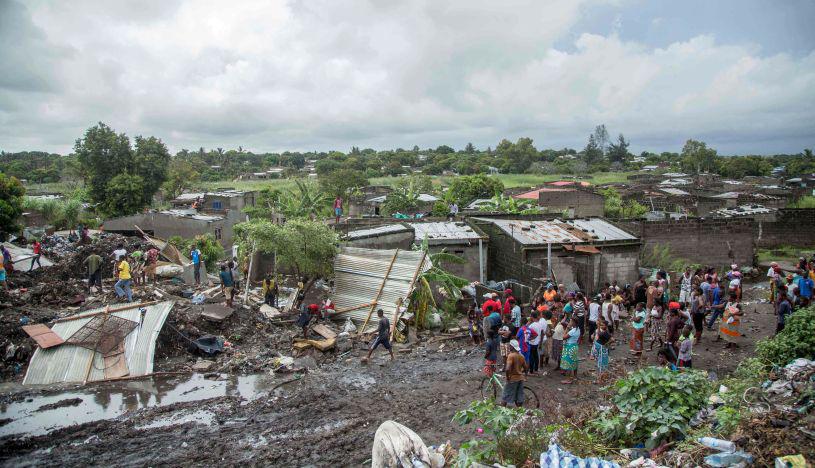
top-left (371, 421), bottom-right (444, 468)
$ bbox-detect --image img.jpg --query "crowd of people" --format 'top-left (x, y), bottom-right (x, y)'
top-left (471, 257), bottom-right (815, 407)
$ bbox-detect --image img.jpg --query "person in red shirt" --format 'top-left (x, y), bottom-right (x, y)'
top-left (481, 293), bottom-right (498, 316)
top-left (28, 239), bottom-right (42, 271)
top-left (502, 289), bottom-right (515, 316)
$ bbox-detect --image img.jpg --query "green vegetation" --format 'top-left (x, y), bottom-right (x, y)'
top-left (167, 233), bottom-right (224, 271)
top-left (757, 245), bottom-right (814, 264)
top-left (447, 174), bottom-right (504, 205)
top-left (0, 173), bottom-right (25, 238)
top-left (74, 123), bottom-right (171, 217)
top-left (640, 243), bottom-right (700, 272)
top-left (788, 195), bottom-right (815, 208)
top-left (21, 197), bottom-right (83, 231)
top-left (599, 187), bottom-right (648, 218)
top-left (381, 175), bottom-right (434, 215)
top-left (234, 218), bottom-right (338, 282)
top-left (591, 367), bottom-right (710, 448)
top-left (478, 194), bottom-right (539, 214)
top-left (757, 305), bottom-right (815, 366)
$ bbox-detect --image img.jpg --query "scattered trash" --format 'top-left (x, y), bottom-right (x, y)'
top-left (191, 335), bottom-right (224, 357)
top-left (703, 451), bottom-right (754, 467)
top-left (699, 437), bottom-right (736, 453)
top-left (371, 421), bottom-right (444, 468)
top-left (191, 293), bottom-right (206, 304)
top-left (775, 454), bottom-right (807, 468)
top-left (540, 442), bottom-right (619, 468)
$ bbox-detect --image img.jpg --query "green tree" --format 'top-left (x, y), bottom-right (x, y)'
top-left (607, 134), bottom-right (630, 163)
top-left (383, 175), bottom-right (435, 215)
top-left (600, 187), bottom-right (647, 218)
top-left (680, 139), bottom-right (720, 174)
top-left (582, 134), bottom-right (603, 165)
top-left (495, 137), bottom-right (536, 173)
top-left (318, 168), bottom-right (369, 199)
top-left (75, 123), bottom-right (133, 204)
top-left (161, 159), bottom-right (200, 200)
top-left (133, 135), bottom-right (171, 200)
top-left (278, 179), bottom-right (329, 219)
top-left (719, 156), bottom-right (772, 179)
top-left (593, 124), bottom-right (610, 154)
top-left (234, 218), bottom-right (338, 283)
top-left (101, 173), bottom-right (148, 217)
top-left (448, 174), bottom-right (505, 205)
top-left (0, 174), bottom-right (25, 239)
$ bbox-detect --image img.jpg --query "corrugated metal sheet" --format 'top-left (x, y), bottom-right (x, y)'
top-left (711, 204), bottom-right (776, 218)
top-left (345, 224), bottom-right (411, 240)
top-left (475, 218), bottom-right (637, 245)
top-left (409, 222), bottom-right (484, 242)
top-left (660, 188), bottom-right (691, 196)
top-left (23, 301), bottom-right (175, 385)
top-left (332, 247), bottom-right (430, 333)
top-left (564, 219), bottom-right (638, 242)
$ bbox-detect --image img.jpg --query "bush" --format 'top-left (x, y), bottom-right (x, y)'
top-left (168, 233), bottom-right (224, 272)
top-left (591, 367), bottom-right (710, 448)
top-left (757, 305), bottom-right (815, 365)
top-left (431, 201), bottom-right (450, 217)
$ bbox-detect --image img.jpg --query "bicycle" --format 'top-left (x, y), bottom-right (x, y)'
top-left (479, 365), bottom-right (540, 408)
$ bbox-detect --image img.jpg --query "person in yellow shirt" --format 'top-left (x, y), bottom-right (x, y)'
top-left (114, 258), bottom-right (133, 302)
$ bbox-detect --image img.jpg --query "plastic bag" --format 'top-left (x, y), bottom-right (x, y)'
top-left (343, 317), bottom-right (357, 333)
top-left (191, 293), bottom-right (206, 304)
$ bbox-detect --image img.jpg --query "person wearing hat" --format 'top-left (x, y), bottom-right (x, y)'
top-left (502, 339), bottom-right (527, 407)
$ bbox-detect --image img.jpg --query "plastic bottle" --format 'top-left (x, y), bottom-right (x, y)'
top-left (698, 437), bottom-right (736, 452)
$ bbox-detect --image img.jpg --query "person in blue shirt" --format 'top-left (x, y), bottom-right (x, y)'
top-left (190, 247), bottom-right (202, 285)
top-left (796, 269), bottom-right (813, 305)
top-left (706, 281), bottom-right (724, 331)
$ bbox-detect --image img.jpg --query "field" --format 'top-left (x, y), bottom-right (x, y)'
top-left (23, 172), bottom-right (635, 196)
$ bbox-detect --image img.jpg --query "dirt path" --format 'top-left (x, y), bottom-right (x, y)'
top-left (0, 286), bottom-right (777, 467)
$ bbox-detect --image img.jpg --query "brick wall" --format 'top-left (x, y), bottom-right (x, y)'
top-left (756, 208), bottom-right (815, 248)
top-left (537, 190), bottom-right (605, 217)
top-left (614, 218), bottom-right (755, 267)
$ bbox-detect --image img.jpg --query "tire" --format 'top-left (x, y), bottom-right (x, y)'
top-left (479, 376), bottom-right (498, 400)
top-left (523, 386), bottom-right (540, 408)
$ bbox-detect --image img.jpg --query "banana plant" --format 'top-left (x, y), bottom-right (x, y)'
top-left (410, 237), bottom-right (470, 329)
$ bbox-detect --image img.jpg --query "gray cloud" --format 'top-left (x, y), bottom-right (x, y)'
top-left (0, 0), bottom-right (813, 155)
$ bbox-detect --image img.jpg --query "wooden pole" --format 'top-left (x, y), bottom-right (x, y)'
top-left (243, 241), bottom-right (256, 305)
top-left (358, 249), bottom-right (400, 336)
top-left (55, 301), bottom-right (161, 323)
top-left (395, 250), bottom-right (427, 340)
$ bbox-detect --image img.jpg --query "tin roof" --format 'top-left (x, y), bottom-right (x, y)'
top-left (710, 204), bottom-right (776, 218)
top-left (332, 247), bottom-right (431, 333)
top-left (475, 218), bottom-right (637, 246)
top-left (660, 188), bottom-right (691, 196)
top-left (160, 209), bottom-right (224, 221)
top-left (23, 301), bottom-right (175, 385)
top-left (366, 194), bottom-right (439, 204)
top-left (345, 224), bottom-right (411, 240)
top-left (711, 191), bottom-right (741, 199)
top-left (409, 222), bottom-right (485, 242)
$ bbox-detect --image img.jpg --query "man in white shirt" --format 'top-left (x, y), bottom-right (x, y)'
top-left (530, 311), bottom-right (548, 369)
top-left (528, 310), bottom-right (545, 375)
top-left (679, 267), bottom-right (693, 306)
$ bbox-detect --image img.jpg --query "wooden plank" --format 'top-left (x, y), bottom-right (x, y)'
top-left (54, 301), bottom-right (160, 323)
top-left (358, 249), bottom-right (400, 337)
top-left (103, 341), bottom-right (129, 380)
top-left (22, 324), bottom-right (65, 349)
top-left (294, 338), bottom-right (336, 352)
top-left (312, 323), bottom-right (337, 340)
top-left (393, 251), bottom-right (426, 340)
top-left (333, 302), bottom-right (373, 314)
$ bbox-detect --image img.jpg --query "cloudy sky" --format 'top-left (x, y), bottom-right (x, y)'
top-left (2, 0), bottom-right (814, 155)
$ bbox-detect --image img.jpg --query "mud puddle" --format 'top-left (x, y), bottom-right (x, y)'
top-left (0, 373), bottom-right (276, 437)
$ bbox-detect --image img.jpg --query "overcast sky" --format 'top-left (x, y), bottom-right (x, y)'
top-left (2, 0), bottom-right (814, 155)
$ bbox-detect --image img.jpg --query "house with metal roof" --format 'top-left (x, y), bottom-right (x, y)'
top-left (343, 221), bottom-right (489, 281)
top-left (470, 217), bottom-right (641, 294)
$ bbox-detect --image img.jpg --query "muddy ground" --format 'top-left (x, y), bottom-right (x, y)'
top-left (0, 284), bottom-right (777, 467)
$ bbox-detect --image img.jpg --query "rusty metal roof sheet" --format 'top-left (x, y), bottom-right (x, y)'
top-left (23, 301), bottom-right (175, 385)
top-left (331, 247), bottom-right (430, 333)
top-left (474, 218), bottom-right (637, 246)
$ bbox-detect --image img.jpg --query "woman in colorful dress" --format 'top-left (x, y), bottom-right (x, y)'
top-left (719, 292), bottom-right (744, 349)
top-left (594, 320), bottom-right (612, 384)
top-left (560, 317), bottom-right (581, 384)
top-left (629, 302), bottom-right (647, 357)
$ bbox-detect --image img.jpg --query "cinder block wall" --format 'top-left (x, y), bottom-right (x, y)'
top-left (756, 208), bottom-right (815, 249)
top-left (614, 218), bottom-right (755, 267)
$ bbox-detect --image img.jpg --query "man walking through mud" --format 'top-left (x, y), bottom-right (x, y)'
top-left (363, 309), bottom-right (395, 362)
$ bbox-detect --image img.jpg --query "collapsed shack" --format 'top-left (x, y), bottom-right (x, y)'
top-left (331, 247), bottom-right (431, 336)
top-left (23, 301), bottom-right (174, 385)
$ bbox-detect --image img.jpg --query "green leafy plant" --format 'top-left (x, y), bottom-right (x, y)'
top-left (757, 305), bottom-right (815, 366)
top-left (168, 233), bottom-right (224, 271)
top-left (479, 193), bottom-right (540, 214)
top-left (410, 239), bottom-right (469, 329)
top-left (591, 367), bottom-right (710, 448)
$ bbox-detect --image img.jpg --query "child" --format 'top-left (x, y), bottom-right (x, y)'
top-left (593, 320), bottom-right (612, 384)
top-left (657, 348), bottom-right (679, 371)
top-left (677, 325), bottom-right (694, 368)
top-left (483, 330), bottom-right (498, 377)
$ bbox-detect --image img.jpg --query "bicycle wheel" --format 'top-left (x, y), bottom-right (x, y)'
top-left (523, 386), bottom-right (540, 408)
top-left (479, 376), bottom-right (499, 400)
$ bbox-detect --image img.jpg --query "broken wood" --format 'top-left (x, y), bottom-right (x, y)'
top-left (22, 324), bottom-right (65, 349)
top-left (294, 337), bottom-right (336, 352)
top-left (54, 301), bottom-right (161, 323)
top-left (311, 323), bottom-right (337, 340)
top-left (333, 302), bottom-right (373, 315)
top-left (393, 250), bottom-right (426, 341)
top-left (359, 249), bottom-right (400, 337)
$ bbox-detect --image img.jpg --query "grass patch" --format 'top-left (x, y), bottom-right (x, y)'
top-left (757, 245), bottom-right (814, 264)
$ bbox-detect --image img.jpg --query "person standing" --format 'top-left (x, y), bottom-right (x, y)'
top-left (145, 246), bottom-right (159, 284)
top-left (447, 202), bottom-right (459, 221)
top-left (497, 315), bottom-right (516, 370)
top-left (28, 239), bottom-right (42, 271)
top-left (114, 256), bottom-right (133, 303)
top-left (130, 247), bottom-right (144, 285)
top-left (629, 302), bottom-right (646, 357)
top-left (551, 317), bottom-right (565, 370)
top-left (634, 275), bottom-right (648, 306)
top-left (677, 326), bottom-right (694, 368)
top-left (560, 318), bottom-right (581, 384)
top-left (679, 267), bottom-right (693, 307)
top-left (190, 246), bottom-right (202, 285)
top-left (502, 289), bottom-right (515, 316)
top-left (483, 330), bottom-right (499, 377)
top-left (509, 298), bottom-right (521, 328)
top-left (0, 262), bottom-right (8, 291)
top-left (516, 315), bottom-right (538, 373)
top-left (706, 280), bottom-right (725, 331)
top-left (1, 245), bottom-right (14, 276)
top-left (468, 304), bottom-right (483, 345)
top-left (502, 340), bottom-right (527, 407)
top-left (528, 311), bottom-right (545, 375)
top-left (691, 286), bottom-right (708, 341)
top-left (84, 252), bottom-right (103, 293)
top-left (776, 294), bottom-right (792, 334)
top-left (219, 264), bottom-right (235, 307)
top-left (262, 273), bottom-right (278, 307)
top-left (587, 295), bottom-right (601, 349)
top-left (719, 293), bottom-right (744, 348)
top-left (593, 321), bottom-right (612, 384)
top-left (573, 292), bottom-right (587, 342)
top-left (796, 269), bottom-right (814, 307)
top-left (364, 309), bottom-right (395, 362)
top-left (333, 195), bottom-right (343, 224)
top-left (665, 305), bottom-right (684, 363)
